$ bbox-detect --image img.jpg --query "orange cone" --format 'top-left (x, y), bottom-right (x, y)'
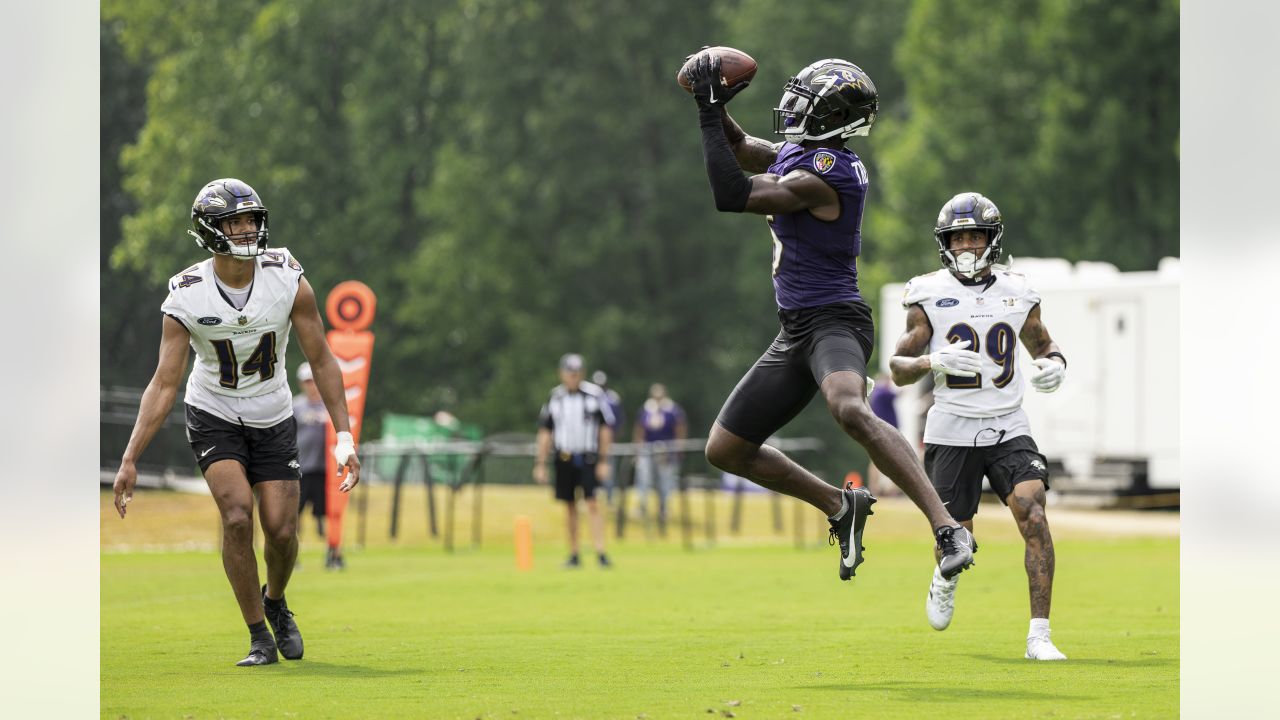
top-left (514, 516), bottom-right (533, 571)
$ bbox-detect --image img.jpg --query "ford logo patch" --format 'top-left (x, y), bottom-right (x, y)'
top-left (198, 316), bottom-right (222, 326)
top-left (936, 298), bottom-right (960, 308)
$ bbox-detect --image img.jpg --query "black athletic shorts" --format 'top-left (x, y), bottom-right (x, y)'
top-left (716, 300), bottom-right (875, 445)
top-left (554, 452), bottom-right (600, 502)
top-left (299, 470), bottom-right (327, 516)
top-left (185, 404), bottom-right (302, 485)
top-left (924, 435), bottom-right (1050, 522)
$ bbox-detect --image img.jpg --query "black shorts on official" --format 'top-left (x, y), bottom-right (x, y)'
top-left (185, 404), bottom-right (302, 485)
top-left (924, 435), bottom-right (1050, 522)
top-left (716, 300), bottom-right (875, 445)
top-left (554, 453), bottom-right (600, 502)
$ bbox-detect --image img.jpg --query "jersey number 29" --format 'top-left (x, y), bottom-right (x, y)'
top-left (943, 322), bottom-right (1016, 389)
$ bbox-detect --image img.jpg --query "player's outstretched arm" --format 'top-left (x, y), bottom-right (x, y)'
top-left (1019, 304), bottom-right (1067, 393)
top-left (113, 315), bottom-right (191, 518)
top-left (687, 53), bottom-right (759, 213)
top-left (687, 54), bottom-right (831, 217)
top-left (291, 276), bottom-right (361, 490)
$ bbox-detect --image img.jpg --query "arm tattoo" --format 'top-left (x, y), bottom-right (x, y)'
top-left (889, 305), bottom-right (934, 385)
top-left (736, 137), bottom-right (780, 174)
top-left (895, 305), bottom-right (933, 357)
top-left (1020, 307), bottom-right (1061, 359)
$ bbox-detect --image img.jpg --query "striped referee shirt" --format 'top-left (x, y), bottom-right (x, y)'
top-left (539, 382), bottom-right (616, 454)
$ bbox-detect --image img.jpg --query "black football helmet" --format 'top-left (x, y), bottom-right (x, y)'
top-left (187, 178), bottom-right (269, 259)
top-left (934, 192), bottom-right (1004, 278)
top-left (773, 59), bottom-right (878, 143)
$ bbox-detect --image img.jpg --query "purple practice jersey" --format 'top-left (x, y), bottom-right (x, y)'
top-left (868, 380), bottom-right (898, 429)
top-left (766, 143), bottom-right (870, 310)
top-left (637, 399), bottom-right (685, 443)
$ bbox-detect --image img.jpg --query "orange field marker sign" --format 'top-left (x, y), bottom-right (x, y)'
top-left (324, 281), bottom-right (376, 555)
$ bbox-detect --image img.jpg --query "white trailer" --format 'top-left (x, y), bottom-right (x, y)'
top-left (878, 257), bottom-right (1180, 494)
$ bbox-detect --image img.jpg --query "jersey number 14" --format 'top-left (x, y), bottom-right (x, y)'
top-left (210, 332), bottom-right (278, 389)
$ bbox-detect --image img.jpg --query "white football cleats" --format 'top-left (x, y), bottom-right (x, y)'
top-left (1026, 633), bottom-right (1068, 661)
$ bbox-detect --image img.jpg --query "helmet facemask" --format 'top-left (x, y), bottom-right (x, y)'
top-left (189, 209), bottom-right (269, 260)
top-left (934, 192), bottom-right (1005, 279)
top-left (188, 179), bottom-right (270, 260)
top-left (773, 78), bottom-right (821, 142)
top-left (939, 232), bottom-right (998, 278)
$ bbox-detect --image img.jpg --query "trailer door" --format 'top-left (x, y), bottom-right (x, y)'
top-left (1096, 299), bottom-right (1141, 455)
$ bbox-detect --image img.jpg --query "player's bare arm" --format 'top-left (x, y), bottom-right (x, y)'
top-left (743, 169), bottom-right (839, 218)
top-left (290, 275), bottom-right (362, 489)
top-left (889, 305), bottom-right (935, 386)
top-left (720, 109), bottom-right (779, 173)
top-left (1019, 304), bottom-right (1062, 360)
top-left (113, 315), bottom-right (191, 518)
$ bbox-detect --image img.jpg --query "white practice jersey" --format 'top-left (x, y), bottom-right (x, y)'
top-left (902, 268), bottom-right (1041, 446)
top-left (161, 248), bottom-right (305, 427)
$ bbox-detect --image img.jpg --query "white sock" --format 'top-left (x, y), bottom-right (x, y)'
top-left (1029, 618), bottom-right (1050, 637)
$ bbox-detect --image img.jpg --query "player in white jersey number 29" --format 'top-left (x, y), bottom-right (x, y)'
top-left (111, 178), bottom-right (362, 667)
top-left (890, 192), bottom-right (1068, 661)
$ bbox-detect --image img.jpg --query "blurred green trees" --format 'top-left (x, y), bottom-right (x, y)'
top-left (102, 0), bottom-right (1177, 480)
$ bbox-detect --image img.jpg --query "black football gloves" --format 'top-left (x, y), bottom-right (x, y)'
top-left (688, 53), bottom-right (751, 111)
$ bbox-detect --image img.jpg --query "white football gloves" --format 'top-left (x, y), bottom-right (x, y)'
top-left (929, 340), bottom-right (982, 378)
top-left (1029, 357), bottom-right (1066, 393)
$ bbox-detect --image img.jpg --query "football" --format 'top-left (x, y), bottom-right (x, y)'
top-left (677, 46), bottom-right (758, 93)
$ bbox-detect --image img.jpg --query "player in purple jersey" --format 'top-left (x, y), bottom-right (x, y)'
top-left (684, 53), bottom-right (975, 585)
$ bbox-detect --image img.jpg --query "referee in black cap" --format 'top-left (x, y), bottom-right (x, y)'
top-left (533, 353), bottom-right (615, 568)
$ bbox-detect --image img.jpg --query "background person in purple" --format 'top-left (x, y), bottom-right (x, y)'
top-left (684, 52), bottom-right (975, 586)
top-left (591, 370), bottom-right (625, 504)
top-left (866, 373), bottom-right (902, 498)
top-left (631, 383), bottom-right (687, 527)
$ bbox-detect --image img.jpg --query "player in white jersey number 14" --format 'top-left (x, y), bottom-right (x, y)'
top-left (110, 178), bottom-right (362, 667)
top-left (890, 192), bottom-right (1068, 660)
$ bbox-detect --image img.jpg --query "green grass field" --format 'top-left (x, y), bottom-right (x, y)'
top-left (102, 487), bottom-right (1178, 719)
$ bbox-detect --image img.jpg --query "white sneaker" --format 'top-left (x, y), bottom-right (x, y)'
top-left (925, 566), bottom-right (959, 630)
top-left (1025, 633), bottom-right (1068, 660)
